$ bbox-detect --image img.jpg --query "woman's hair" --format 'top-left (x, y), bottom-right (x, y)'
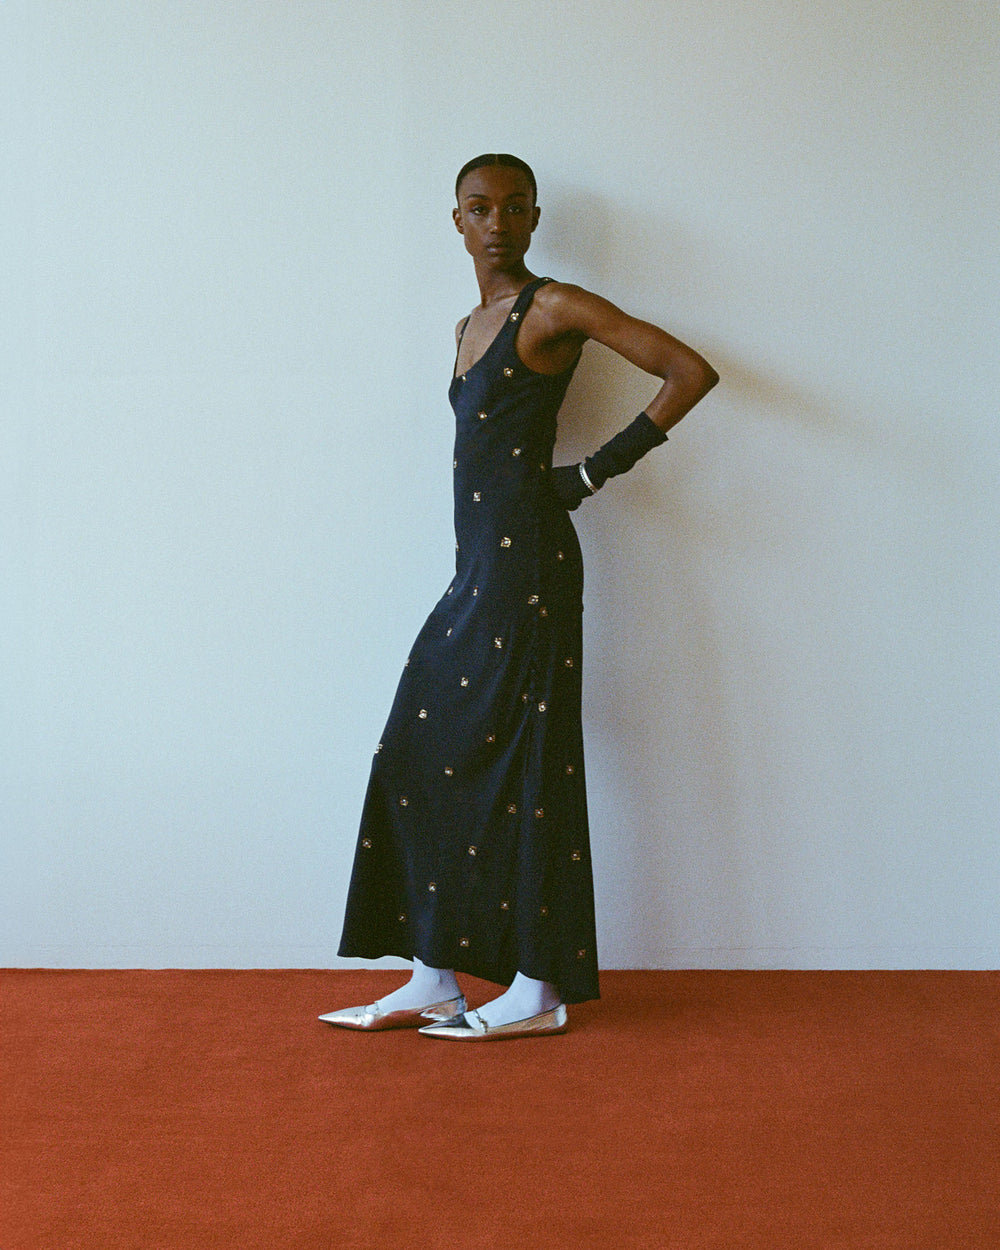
top-left (455, 153), bottom-right (537, 204)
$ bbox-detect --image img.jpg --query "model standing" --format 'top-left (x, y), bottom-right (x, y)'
top-left (323, 155), bottom-right (717, 1039)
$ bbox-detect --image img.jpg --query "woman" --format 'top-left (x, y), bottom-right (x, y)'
top-left (322, 154), bottom-right (717, 1039)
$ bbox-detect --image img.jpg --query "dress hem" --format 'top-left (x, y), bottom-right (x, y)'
top-left (336, 939), bottom-right (600, 1006)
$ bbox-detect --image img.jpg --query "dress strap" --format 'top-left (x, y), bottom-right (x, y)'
top-left (451, 315), bottom-right (472, 378)
top-left (510, 276), bottom-right (552, 319)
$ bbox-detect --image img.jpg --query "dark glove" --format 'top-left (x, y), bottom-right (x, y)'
top-left (549, 464), bottom-right (593, 511)
top-left (550, 413), bottom-right (668, 510)
top-left (582, 412), bottom-right (667, 490)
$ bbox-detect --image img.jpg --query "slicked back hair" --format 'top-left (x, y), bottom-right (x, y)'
top-left (455, 153), bottom-right (538, 205)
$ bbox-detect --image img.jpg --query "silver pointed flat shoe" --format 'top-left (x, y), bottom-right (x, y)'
top-left (418, 1003), bottom-right (568, 1040)
top-left (318, 994), bottom-right (466, 1031)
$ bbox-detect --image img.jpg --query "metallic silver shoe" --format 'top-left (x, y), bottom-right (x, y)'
top-left (318, 994), bottom-right (466, 1031)
top-left (418, 1003), bottom-right (568, 1041)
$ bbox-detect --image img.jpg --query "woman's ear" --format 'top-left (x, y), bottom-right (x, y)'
top-left (453, 206), bottom-right (464, 234)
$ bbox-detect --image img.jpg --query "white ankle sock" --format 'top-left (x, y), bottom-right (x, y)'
top-left (374, 958), bottom-right (461, 1012)
top-left (472, 972), bottom-right (561, 1028)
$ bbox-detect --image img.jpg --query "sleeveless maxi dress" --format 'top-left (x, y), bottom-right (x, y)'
top-left (338, 277), bottom-right (599, 1004)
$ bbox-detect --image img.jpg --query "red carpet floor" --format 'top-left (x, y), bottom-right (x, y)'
top-left (3, 970), bottom-right (998, 1248)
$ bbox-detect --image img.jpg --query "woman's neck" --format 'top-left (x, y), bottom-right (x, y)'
top-left (473, 263), bottom-right (537, 307)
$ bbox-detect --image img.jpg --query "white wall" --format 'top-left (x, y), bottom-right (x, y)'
top-left (2, 1), bottom-right (997, 969)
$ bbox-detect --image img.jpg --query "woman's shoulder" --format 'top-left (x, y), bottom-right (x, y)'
top-left (533, 279), bottom-right (610, 319)
top-left (530, 280), bottom-right (607, 337)
top-left (534, 278), bottom-right (590, 306)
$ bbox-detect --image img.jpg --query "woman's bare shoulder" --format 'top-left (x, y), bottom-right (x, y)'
top-left (533, 279), bottom-right (592, 310)
top-left (532, 280), bottom-right (620, 336)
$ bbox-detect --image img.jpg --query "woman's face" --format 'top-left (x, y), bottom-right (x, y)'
top-left (453, 165), bottom-right (539, 268)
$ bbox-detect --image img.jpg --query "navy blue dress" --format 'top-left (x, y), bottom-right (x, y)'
top-left (338, 278), bottom-right (599, 1004)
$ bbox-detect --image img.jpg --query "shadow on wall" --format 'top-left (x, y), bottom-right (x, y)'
top-left (530, 188), bottom-right (739, 958)
top-left (531, 183), bottom-right (974, 964)
top-left (536, 185), bottom-right (863, 961)
top-left (541, 182), bottom-right (933, 467)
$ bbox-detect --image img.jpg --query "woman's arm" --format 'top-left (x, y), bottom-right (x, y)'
top-left (523, 282), bottom-right (718, 510)
top-left (526, 283), bottom-right (719, 433)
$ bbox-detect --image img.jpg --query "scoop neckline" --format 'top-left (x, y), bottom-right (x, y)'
top-left (451, 277), bottom-right (550, 382)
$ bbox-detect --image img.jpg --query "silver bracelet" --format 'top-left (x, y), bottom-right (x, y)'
top-left (578, 462), bottom-right (598, 494)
